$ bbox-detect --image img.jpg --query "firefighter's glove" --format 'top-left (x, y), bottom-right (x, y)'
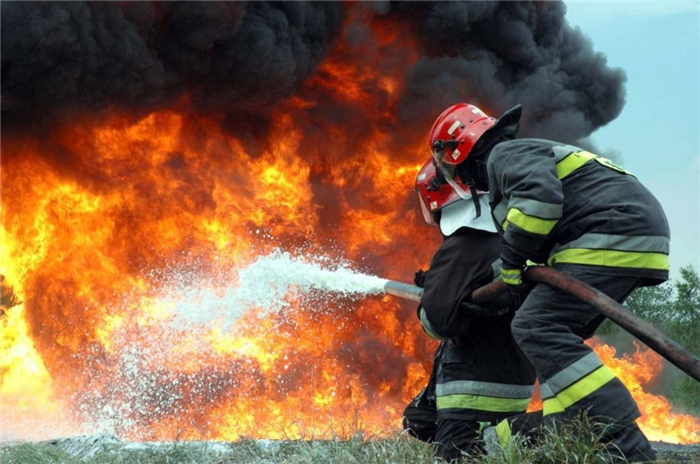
top-left (413, 269), bottom-right (428, 288)
top-left (461, 300), bottom-right (507, 318)
top-left (500, 242), bottom-right (531, 310)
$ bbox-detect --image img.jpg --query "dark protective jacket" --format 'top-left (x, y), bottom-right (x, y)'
top-left (487, 138), bottom-right (670, 283)
top-left (418, 227), bottom-right (536, 422)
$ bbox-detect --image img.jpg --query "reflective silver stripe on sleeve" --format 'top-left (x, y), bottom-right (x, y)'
top-left (551, 234), bottom-right (670, 255)
top-left (546, 352), bottom-right (603, 395)
top-left (436, 380), bottom-right (535, 399)
top-left (491, 259), bottom-right (503, 279)
top-left (508, 196), bottom-right (563, 220)
top-left (552, 144), bottom-right (581, 162)
top-left (539, 383), bottom-right (555, 400)
top-left (419, 307), bottom-right (443, 340)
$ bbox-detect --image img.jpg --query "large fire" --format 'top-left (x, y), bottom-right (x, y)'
top-left (1, 4), bottom-right (697, 446)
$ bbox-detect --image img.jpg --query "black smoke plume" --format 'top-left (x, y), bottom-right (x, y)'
top-left (390, 1), bottom-right (626, 143)
top-left (2, 1), bottom-right (625, 144)
top-left (1, 2), bottom-right (345, 135)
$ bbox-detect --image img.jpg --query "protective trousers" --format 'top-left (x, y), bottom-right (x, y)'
top-left (402, 393), bottom-right (487, 462)
top-left (402, 342), bottom-right (443, 442)
top-left (433, 419), bottom-right (483, 461)
top-left (510, 270), bottom-right (656, 462)
top-left (402, 386), bottom-right (437, 443)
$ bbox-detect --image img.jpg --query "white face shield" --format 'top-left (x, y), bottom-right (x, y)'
top-left (439, 195), bottom-right (497, 236)
top-left (417, 192), bottom-right (438, 226)
top-left (431, 148), bottom-right (473, 201)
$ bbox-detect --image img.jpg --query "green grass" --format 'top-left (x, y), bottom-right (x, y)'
top-left (2, 424), bottom-right (698, 464)
top-left (0, 435), bottom-right (435, 464)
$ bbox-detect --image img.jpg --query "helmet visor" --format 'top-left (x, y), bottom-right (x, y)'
top-left (417, 192), bottom-right (437, 226)
top-left (431, 148), bottom-right (473, 200)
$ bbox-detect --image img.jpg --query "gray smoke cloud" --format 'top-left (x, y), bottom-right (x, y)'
top-left (1, 2), bottom-right (344, 135)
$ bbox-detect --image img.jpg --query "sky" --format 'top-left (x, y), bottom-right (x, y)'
top-left (564, 1), bottom-right (700, 280)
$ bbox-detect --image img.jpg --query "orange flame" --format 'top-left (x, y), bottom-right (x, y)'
top-left (591, 339), bottom-right (700, 444)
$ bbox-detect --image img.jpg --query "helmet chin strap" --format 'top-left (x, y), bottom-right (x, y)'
top-left (464, 173), bottom-right (482, 219)
top-left (473, 159), bottom-right (490, 191)
top-left (458, 160), bottom-right (488, 219)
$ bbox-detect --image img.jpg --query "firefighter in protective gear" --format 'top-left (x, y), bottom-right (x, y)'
top-left (402, 159), bottom-right (537, 461)
top-left (429, 103), bottom-right (669, 462)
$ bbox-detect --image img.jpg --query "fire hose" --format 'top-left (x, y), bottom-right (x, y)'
top-left (383, 267), bottom-right (700, 383)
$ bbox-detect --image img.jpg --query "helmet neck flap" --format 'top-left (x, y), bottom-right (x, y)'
top-left (462, 104), bottom-right (523, 190)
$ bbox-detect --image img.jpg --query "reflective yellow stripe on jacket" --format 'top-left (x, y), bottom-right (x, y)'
top-left (555, 150), bottom-right (597, 179)
top-left (501, 268), bottom-right (523, 286)
top-left (505, 208), bottom-right (558, 236)
top-left (549, 148), bottom-right (668, 272)
top-left (504, 196), bottom-right (563, 236)
top-left (548, 233), bottom-right (670, 272)
top-left (553, 145), bottom-right (635, 180)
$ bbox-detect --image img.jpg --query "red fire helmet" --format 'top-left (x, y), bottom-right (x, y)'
top-left (414, 158), bottom-right (461, 226)
top-left (428, 103), bottom-right (496, 200)
top-left (429, 103), bottom-right (496, 165)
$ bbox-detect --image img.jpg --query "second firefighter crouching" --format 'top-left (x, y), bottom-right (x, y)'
top-left (403, 159), bottom-right (537, 461)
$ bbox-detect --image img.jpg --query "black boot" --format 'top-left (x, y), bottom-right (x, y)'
top-left (604, 422), bottom-right (656, 463)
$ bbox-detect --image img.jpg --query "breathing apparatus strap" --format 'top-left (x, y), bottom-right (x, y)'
top-left (466, 175), bottom-right (481, 219)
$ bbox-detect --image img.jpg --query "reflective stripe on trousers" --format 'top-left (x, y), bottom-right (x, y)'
top-left (510, 272), bottom-right (644, 424)
top-left (435, 380), bottom-right (534, 413)
top-left (539, 353), bottom-right (618, 416)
